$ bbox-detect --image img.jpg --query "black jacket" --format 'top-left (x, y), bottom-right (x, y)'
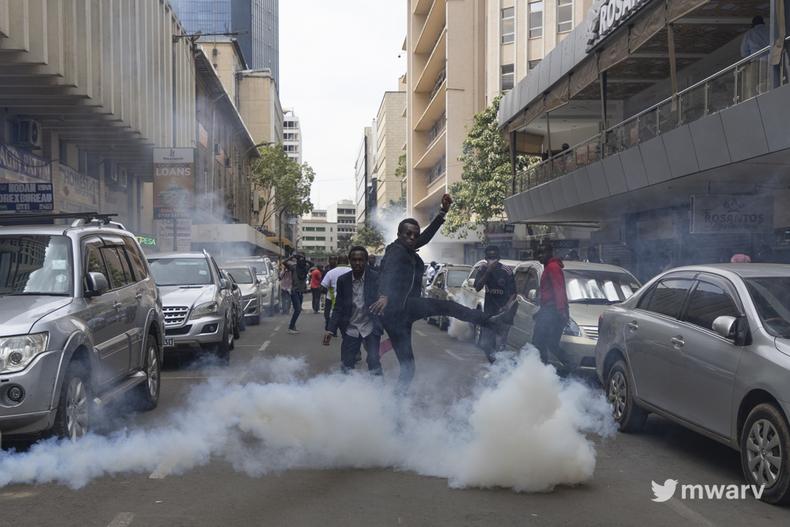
top-left (378, 212), bottom-right (445, 316)
top-left (328, 266), bottom-right (383, 336)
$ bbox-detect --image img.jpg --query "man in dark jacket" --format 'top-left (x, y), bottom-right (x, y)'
top-left (475, 245), bottom-right (517, 363)
top-left (370, 194), bottom-right (514, 391)
top-left (532, 242), bottom-right (570, 368)
top-left (323, 246), bottom-right (382, 374)
top-left (285, 252), bottom-right (309, 334)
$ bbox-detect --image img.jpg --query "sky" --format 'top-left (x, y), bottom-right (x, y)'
top-left (279, 0), bottom-right (406, 210)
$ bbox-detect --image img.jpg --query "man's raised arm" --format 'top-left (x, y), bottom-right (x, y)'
top-left (416, 194), bottom-right (453, 249)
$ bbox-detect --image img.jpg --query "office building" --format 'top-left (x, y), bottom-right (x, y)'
top-left (283, 109), bottom-right (302, 164)
top-left (374, 84), bottom-right (408, 219)
top-left (354, 125), bottom-right (376, 226)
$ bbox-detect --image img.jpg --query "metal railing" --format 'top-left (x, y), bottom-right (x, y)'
top-left (513, 42), bottom-right (784, 195)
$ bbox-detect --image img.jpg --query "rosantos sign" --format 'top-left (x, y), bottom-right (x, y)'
top-left (587, 0), bottom-right (652, 50)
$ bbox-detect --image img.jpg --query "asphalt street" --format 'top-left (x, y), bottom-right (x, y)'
top-left (2, 303), bottom-right (790, 526)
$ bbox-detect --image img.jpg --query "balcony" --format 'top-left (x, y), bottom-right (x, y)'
top-left (512, 45), bottom-right (778, 195)
top-left (414, 29), bottom-right (447, 94)
top-left (415, 79), bottom-right (447, 132)
top-left (414, 1), bottom-right (446, 55)
top-left (413, 0), bottom-right (433, 16)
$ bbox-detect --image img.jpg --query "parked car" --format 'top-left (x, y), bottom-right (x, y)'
top-left (0, 215), bottom-right (164, 441)
top-left (505, 261), bottom-right (641, 373)
top-left (148, 251), bottom-right (235, 364)
top-left (461, 259), bottom-right (523, 342)
top-left (424, 264), bottom-right (472, 330)
top-left (595, 264), bottom-right (790, 504)
top-left (220, 269), bottom-right (245, 338)
top-left (223, 265), bottom-right (263, 326)
top-left (227, 256), bottom-right (279, 316)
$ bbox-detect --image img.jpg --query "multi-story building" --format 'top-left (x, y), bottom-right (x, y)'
top-left (283, 109), bottom-right (303, 164)
top-left (405, 0), bottom-right (592, 262)
top-left (299, 210), bottom-right (337, 258)
top-left (327, 200), bottom-right (358, 253)
top-left (374, 82), bottom-right (408, 220)
top-left (170, 0), bottom-right (280, 86)
top-left (354, 125), bottom-right (376, 226)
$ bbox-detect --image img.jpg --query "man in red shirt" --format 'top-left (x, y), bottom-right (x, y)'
top-left (310, 266), bottom-right (323, 313)
top-left (532, 242), bottom-right (570, 369)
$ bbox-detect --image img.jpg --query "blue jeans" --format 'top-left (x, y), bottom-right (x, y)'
top-left (288, 290), bottom-right (303, 330)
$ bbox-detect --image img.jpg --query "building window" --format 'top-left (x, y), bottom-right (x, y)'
top-left (528, 1), bottom-right (543, 39)
top-left (501, 7), bottom-right (515, 44)
top-left (557, 0), bottom-right (573, 33)
top-left (501, 64), bottom-right (515, 92)
top-left (528, 59), bottom-right (542, 70)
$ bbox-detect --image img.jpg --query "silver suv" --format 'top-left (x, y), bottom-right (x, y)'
top-left (147, 251), bottom-right (235, 363)
top-left (0, 215), bottom-right (164, 441)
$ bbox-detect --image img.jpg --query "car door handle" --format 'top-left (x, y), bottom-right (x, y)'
top-left (671, 336), bottom-right (685, 348)
top-left (627, 321), bottom-right (639, 331)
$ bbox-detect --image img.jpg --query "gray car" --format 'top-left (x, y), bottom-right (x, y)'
top-left (148, 251), bottom-right (235, 364)
top-left (595, 264), bottom-right (790, 504)
top-left (507, 261), bottom-right (641, 373)
top-left (424, 264), bottom-right (471, 330)
top-left (223, 265), bottom-right (263, 325)
top-left (0, 216), bottom-right (164, 441)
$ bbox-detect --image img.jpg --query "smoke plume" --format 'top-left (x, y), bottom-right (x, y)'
top-left (0, 351), bottom-right (615, 492)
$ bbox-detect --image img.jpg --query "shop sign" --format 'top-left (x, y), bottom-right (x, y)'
top-left (153, 148), bottom-right (194, 220)
top-left (587, 0), bottom-right (652, 50)
top-left (0, 144), bottom-right (51, 184)
top-left (136, 235), bottom-right (157, 247)
top-left (0, 182), bottom-right (54, 212)
top-left (59, 163), bottom-right (98, 212)
top-left (690, 195), bottom-right (773, 234)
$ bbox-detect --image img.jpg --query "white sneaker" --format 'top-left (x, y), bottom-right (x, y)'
top-left (287, 329), bottom-right (299, 334)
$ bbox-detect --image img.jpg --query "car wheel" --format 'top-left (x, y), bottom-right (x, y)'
top-left (606, 359), bottom-right (647, 433)
top-left (52, 361), bottom-right (92, 440)
top-left (740, 404), bottom-right (790, 504)
top-left (134, 339), bottom-right (160, 411)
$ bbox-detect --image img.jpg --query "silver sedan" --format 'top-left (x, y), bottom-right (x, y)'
top-left (595, 264), bottom-right (790, 505)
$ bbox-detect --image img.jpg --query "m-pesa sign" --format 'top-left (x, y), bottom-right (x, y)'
top-left (587, 0), bottom-right (652, 50)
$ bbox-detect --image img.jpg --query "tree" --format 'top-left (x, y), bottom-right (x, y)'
top-left (351, 224), bottom-right (385, 253)
top-left (443, 95), bottom-right (538, 237)
top-left (250, 145), bottom-right (314, 227)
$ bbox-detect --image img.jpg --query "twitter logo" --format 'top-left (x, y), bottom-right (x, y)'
top-left (651, 479), bottom-right (678, 502)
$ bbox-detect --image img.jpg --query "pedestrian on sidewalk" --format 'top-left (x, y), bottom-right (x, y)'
top-left (321, 259), bottom-right (351, 333)
top-left (474, 245), bottom-right (516, 363)
top-left (323, 246), bottom-right (382, 375)
top-left (532, 241), bottom-right (570, 369)
top-left (284, 252), bottom-right (308, 334)
top-left (369, 194), bottom-right (515, 393)
top-left (310, 266), bottom-right (323, 313)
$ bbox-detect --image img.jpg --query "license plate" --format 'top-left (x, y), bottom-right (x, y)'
top-left (164, 337), bottom-right (175, 348)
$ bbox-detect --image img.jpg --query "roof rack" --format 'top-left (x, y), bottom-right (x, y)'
top-left (0, 212), bottom-right (124, 229)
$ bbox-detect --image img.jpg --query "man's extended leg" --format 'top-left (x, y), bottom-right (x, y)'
top-left (479, 327), bottom-right (497, 364)
top-left (340, 333), bottom-right (362, 373)
top-left (404, 297), bottom-right (489, 326)
top-left (288, 290), bottom-right (303, 331)
top-left (363, 333), bottom-right (382, 375)
top-left (383, 320), bottom-right (416, 393)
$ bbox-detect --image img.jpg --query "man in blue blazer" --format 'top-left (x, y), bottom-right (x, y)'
top-left (322, 246), bottom-right (383, 375)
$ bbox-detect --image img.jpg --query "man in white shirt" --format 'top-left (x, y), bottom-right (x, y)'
top-left (321, 261), bottom-right (351, 334)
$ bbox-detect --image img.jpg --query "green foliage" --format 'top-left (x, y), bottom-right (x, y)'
top-left (351, 224), bottom-right (385, 252)
top-left (444, 96), bottom-right (537, 238)
top-left (250, 145), bottom-right (315, 226)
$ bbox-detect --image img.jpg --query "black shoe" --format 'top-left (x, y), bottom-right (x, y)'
top-left (486, 301), bottom-right (518, 330)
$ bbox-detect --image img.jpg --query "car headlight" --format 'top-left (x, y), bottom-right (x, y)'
top-left (0, 333), bottom-right (49, 373)
top-left (191, 301), bottom-right (219, 319)
top-left (563, 318), bottom-right (582, 337)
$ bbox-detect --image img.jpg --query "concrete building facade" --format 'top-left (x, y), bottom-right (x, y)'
top-left (374, 89), bottom-right (408, 219)
top-left (299, 209), bottom-right (337, 257)
top-left (327, 200), bottom-right (357, 253)
top-left (354, 125), bottom-right (376, 226)
top-left (283, 109), bottom-right (302, 164)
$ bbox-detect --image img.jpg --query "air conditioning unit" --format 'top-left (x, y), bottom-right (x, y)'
top-left (15, 119), bottom-right (42, 148)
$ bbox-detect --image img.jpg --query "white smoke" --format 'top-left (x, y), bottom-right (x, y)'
top-left (0, 351), bottom-right (615, 492)
top-left (446, 288), bottom-right (480, 342)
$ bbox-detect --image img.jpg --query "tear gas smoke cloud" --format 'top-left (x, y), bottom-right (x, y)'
top-left (447, 289), bottom-right (479, 342)
top-left (0, 351), bottom-right (615, 492)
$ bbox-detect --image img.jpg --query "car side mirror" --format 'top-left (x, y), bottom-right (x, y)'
top-left (220, 278), bottom-right (230, 290)
top-left (85, 272), bottom-right (109, 297)
top-left (527, 289), bottom-right (538, 302)
top-left (713, 315), bottom-right (750, 345)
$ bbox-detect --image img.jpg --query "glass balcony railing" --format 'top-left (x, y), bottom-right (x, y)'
top-left (513, 43), bottom-right (782, 195)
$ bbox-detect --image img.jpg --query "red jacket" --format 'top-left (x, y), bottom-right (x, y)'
top-left (540, 258), bottom-right (568, 316)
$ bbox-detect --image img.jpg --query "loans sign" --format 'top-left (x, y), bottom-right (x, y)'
top-left (153, 148), bottom-right (194, 252)
top-left (587, 0), bottom-right (651, 50)
top-left (690, 195), bottom-right (774, 234)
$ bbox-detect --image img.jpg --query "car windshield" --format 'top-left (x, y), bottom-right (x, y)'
top-left (745, 277), bottom-right (790, 338)
top-left (226, 267), bottom-right (254, 284)
top-left (149, 258), bottom-right (212, 286)
top-left (447, 270), bottom-right (468, 287)
top-left (565, 270), bottom-right (641, 304)
top-left (0, 235), bottom-right (73, 296)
